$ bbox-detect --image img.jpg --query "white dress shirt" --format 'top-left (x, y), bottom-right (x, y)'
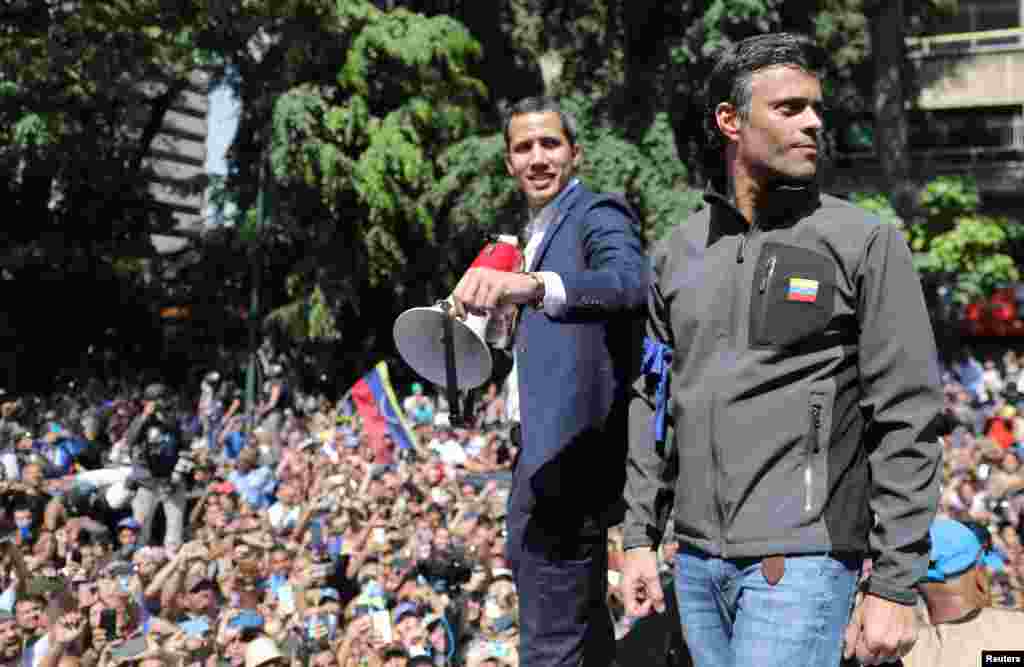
top-left (504, 180), bottom-right (577, 424)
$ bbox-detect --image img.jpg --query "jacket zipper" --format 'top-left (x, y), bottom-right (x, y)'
top-left (736, 218), bottom-right (761, 263)
top-left (805, 403), bottom-right (822, 512)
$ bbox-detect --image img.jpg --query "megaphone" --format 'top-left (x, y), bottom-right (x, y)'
top-left (394, 236), bottom-right (523, 420)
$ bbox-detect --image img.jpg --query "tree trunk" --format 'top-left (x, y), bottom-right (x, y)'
top-left (866, 0), bottom-right (919, 221)
top-left (454, 1), bottom-right (543, 109)
top-left (613, 0), bottom-right (664, 141)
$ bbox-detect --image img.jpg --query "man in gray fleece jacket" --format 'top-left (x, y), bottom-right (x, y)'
top-left (620, 33), bottom-right (943, 667)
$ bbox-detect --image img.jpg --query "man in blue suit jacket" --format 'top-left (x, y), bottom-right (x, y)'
top-left (453, 97), bottom-right (647, 666)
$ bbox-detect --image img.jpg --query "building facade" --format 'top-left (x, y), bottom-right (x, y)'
top-left (830, 0), bottom-right (1024, 218)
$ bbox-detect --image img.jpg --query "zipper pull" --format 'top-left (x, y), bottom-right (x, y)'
top-left (736, 218), bottom-right (759, 263)
top-left (759, 256), bottom-right (777, 293)
top-left (804, 465), bottom-right (813, 513)
top-left (805, 403), bottom-right (822, 513)
top-left (810, 404), bottom-right (822, 453)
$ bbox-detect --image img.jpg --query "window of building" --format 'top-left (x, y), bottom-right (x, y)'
top-left (935, 0), bottom-right (1021, 33)
top-left (909, 106), bottom-right (1024, 151)
top-left (923, 0), bottom-right (1022, 52)
top-left (835, 107), bottom-right (1024, 155)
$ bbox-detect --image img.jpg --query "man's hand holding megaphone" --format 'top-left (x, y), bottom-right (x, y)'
top-left (393, 236), bottom-right (526, 401)
top-left (450, 268), bottom-right (545, 320)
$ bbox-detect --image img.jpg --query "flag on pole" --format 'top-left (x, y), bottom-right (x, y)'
top-left (349, 361), bottom-right (418, 451)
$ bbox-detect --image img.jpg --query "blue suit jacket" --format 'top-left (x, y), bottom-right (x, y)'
top-left (513, 184), bottom-right (648, 521)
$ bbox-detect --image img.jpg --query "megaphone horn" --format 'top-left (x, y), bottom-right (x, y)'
top-left (393, 235), bottom-right (524, 393)
top-left (393, 300), bottom-right (493, 391)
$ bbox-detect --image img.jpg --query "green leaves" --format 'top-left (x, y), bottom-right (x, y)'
top-left (340, 8), bottom-right (483, 98)
top-left (250, 1), bottom-right (488, 345)
top-left (921, 175), bottom-right (981, 220)
top-left (703, 0), bottom-right (777, 45)
top-left (928, 216), bottom-right (1020, 303)
top-left (11, 113), bottom-right (53, 147)
top-left (855, 176), bottom-right (1019, 305)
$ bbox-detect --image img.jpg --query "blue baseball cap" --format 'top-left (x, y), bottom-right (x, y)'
top-left (227, 610), bottom-right (265, 631)
top-left (393, 601), bottom-right (422, 625)
top-left (118, 518), bottom-right (141, 531)
top-left (926, 519), bottom-right (983, 582)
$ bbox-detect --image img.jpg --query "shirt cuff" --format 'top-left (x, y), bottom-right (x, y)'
top-left (537, 271), bottom-right (567, 317)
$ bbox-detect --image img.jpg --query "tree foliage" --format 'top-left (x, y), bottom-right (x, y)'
top-left (0, 0), bottom-right (219, 388)
top-left (220, 1), bottom-right (490, 378)
top-left (0, 1), bottom-right (210, 251)
top-left (852, 176), bottom-right (1023, 304)
top-left (3, 0), bottom-right (1020, 392)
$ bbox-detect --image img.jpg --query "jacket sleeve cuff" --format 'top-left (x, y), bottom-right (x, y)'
top-left (862, 578), bottom-right (919, 606)
top-left (537, 271), bottom-right (567, 317)
top-left (622, 537), bottom-right (656, 551)
top-left (622, 518), bottom-right (660, 551)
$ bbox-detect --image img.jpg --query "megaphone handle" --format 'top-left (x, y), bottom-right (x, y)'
top-left (439, 302), bottom-right (463, 427)
top-left (461, 390), bottom-right (475, 428)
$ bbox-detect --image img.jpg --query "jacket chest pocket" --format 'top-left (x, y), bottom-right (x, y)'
top-left (749, 242), bottom-right (835, 349)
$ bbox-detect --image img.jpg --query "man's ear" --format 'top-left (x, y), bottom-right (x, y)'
top-left (504, 151), bottom-right (515, 177)
top-left (974, 566), bottom-right (992, 604)
top-left (571, 143), bottom-right (583, 170)
top-left (715, 102), bottom-right (742, 143)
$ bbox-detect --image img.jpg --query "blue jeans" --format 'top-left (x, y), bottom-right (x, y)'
top-left (674, 548), bottom-right (860, 667)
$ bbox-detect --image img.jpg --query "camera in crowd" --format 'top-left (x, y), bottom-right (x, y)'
top-left (415, 548), bottom-right (474, 591)
top-left (985, 488), bottom-right (1024, 528)
top-left (65, 482), bottom-right (103, 516)
top-left (171, 449), bottom-right (196, 487)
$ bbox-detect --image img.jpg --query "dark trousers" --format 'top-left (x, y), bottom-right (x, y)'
top-left (507, 427), bottom-right (616, 667)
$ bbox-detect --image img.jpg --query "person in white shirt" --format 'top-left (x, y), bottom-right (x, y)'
top-left (428, 425), bottom-right (466, 467)
top-left (267, 481), bottom-right (303, 533)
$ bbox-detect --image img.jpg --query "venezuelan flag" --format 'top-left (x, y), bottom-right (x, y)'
top-left (349, 361), bottom-right (418, 451)
top-left (786, 277), bottom-right (819, 303)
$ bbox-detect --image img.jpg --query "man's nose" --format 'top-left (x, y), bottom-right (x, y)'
top-left (803, 107), bottom-right (824, 133)
top-left (527, 144), bottom-right (549, 165)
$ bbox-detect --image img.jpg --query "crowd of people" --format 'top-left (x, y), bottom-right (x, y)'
top-left (0, 343), bottom-right (1022, 667)
top-left (0, 363), bottom-right (552, 667)
top-left (936, 349), bottom-right (1024, 608)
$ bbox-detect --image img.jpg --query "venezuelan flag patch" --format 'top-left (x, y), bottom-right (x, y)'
top-left (787, 277), bottom-right (819, 303)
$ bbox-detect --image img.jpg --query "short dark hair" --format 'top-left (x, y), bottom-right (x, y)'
top-left (503, 96), bottom-right (578, 148)
top-left (702, 33), bottom-right (825, 172)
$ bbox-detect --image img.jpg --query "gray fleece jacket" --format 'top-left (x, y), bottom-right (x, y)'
top-left (624, 185), bottom-right (944, 605)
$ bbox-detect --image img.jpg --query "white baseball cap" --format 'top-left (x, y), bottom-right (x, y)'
top-left (245, 637), bottom-right (284, 667)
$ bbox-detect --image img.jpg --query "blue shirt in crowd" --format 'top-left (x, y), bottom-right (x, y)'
top-left (228, 466), bottom-right (277, 509)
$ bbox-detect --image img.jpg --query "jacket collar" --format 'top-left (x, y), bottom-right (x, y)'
top-left (704, 176), bottom-right (821, 241)
top-left (526, 179), bottom-right (585, 271)
top-left (528, 178), bottom-right (582, 227)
